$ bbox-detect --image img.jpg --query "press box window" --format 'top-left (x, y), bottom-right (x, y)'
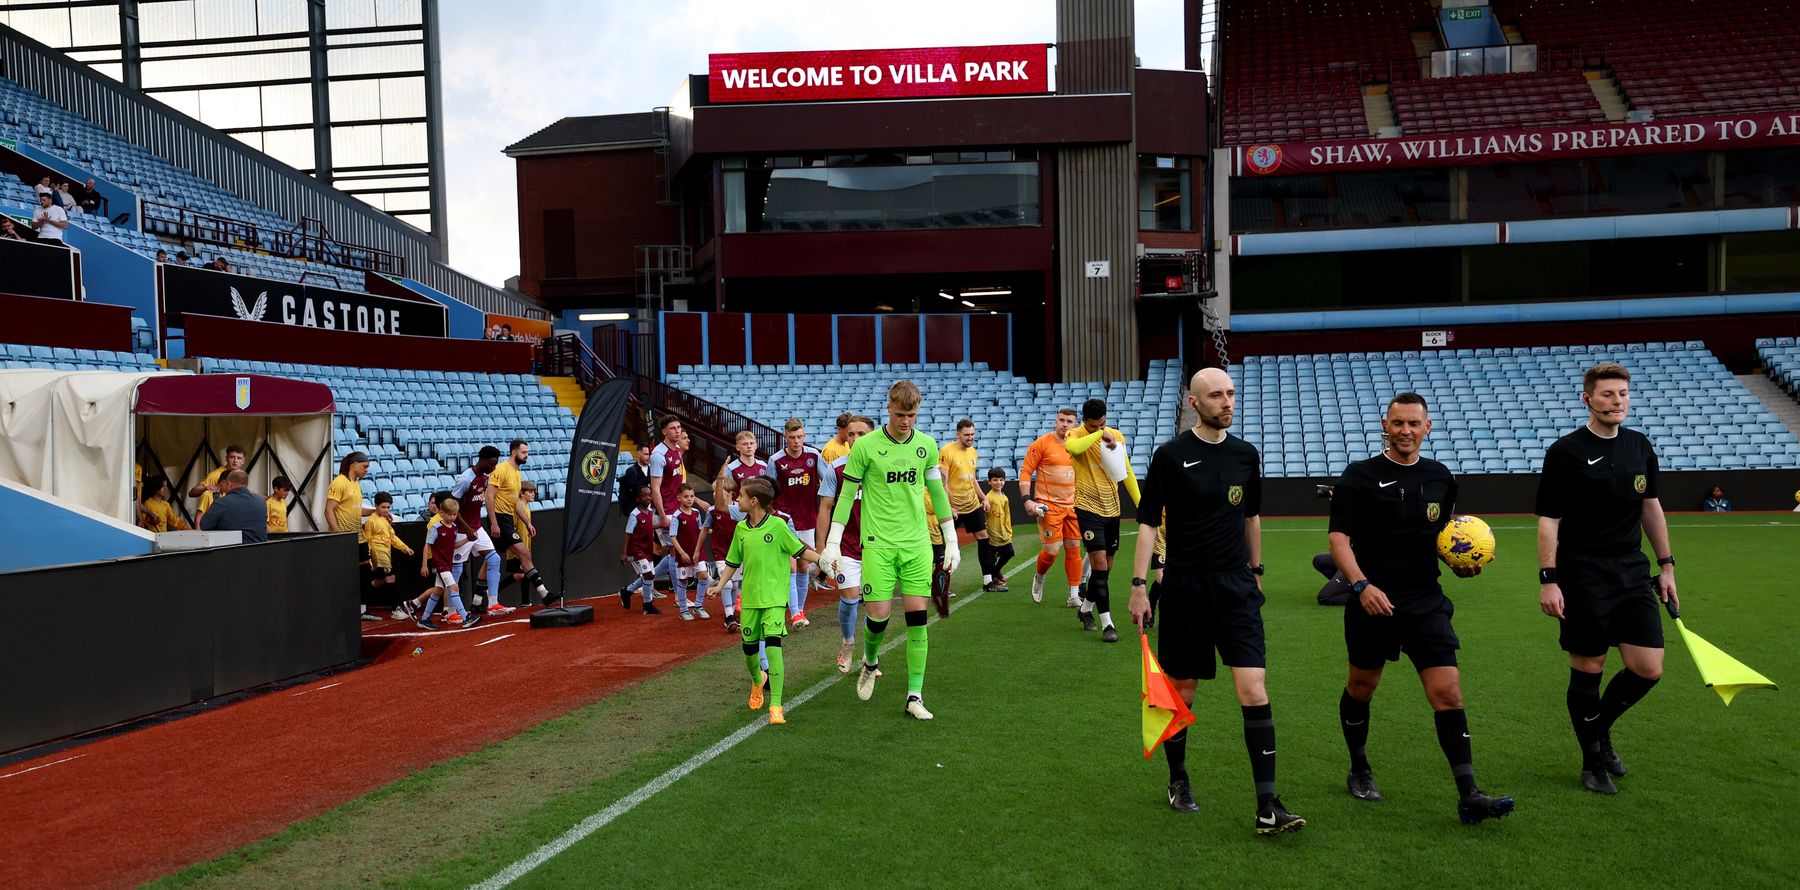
top-left (1139, 156), bottom-right (1192, 231)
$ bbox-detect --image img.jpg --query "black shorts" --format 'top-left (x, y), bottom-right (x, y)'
top-left (495, 514), bottom-right (524, 548)
top-left (1345, 589), bottom-right (1460, 671)
top-left (1076, 508), bottom-right (1120, 555)
top-left (1559, 553), bottom-right (1663, 656)
top-left (1155, 567), bottom-right (1266, 681)
top-left (956, 507), bottom-right (987, 534)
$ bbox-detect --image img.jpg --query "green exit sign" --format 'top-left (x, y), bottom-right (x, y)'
top-left (1447, 7), bottom-right (1486, 20)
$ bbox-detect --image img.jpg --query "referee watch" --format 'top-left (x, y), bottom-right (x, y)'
top-left (1350, 579), bottom-right (1370, 595)
top-left (1657, 556), bottom-right (1676, 568)
top-left (1131, 577), bottom-right (1148, 589)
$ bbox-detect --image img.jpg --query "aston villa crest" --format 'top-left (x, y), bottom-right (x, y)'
top-left (234, 376), bottom-right (251, 410)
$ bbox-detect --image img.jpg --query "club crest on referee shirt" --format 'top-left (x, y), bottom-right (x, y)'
top-left (1633, 474), bottom-right (1646, 494)
top-left (1227, 484), bottom-right (1244, 506)
top-left (1426, 502), bottom-right (1440, 522)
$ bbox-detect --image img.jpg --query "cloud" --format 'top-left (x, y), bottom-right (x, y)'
top-left (436, 0), bottom-right (1187, 290)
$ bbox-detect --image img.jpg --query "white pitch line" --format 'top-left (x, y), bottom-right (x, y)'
top-left (0, 754), bottom-right (84, 780)
top-left (476, 633), bottom-right (515, 647)
top-left (471, 550), bottom-right (1035, 890)
top-left (364, 617), bottom-right (534, 639)
top-left (292, 682), bottom-right (342, 697)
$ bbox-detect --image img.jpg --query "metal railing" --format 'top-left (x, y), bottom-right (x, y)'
top-left (141, 201), bottom-right (406, 275)
top-left (536, 332), bottom-right (782, 482)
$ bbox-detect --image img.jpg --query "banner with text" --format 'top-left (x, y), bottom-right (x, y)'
top-left (709, 44), bottom-right (1049, 104)
top-left (160, 265), bottom-right (446, 337)
top-left (484, 312), bottom-right (552, 344)
top-left (1235, 110), bottom-right (1800, 176)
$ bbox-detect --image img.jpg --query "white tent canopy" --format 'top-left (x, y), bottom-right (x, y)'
top-left (0, 370), bottom-right (335, 530)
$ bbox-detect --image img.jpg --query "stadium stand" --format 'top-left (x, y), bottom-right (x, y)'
top-left (1390, 71), bottom-right (1606, 135)
top-left (667, 359), bottom-right (1186, 480)
top-left (1220, 0), bottom-right (1428, 144)
top-left (1492, 0), bottom-right (1800, 119)
top-left (0, 77), bottom-right (375, 290)
top-left (192, 358), bottom-right (574, 519)
top-left (1237, 342), bottom-right (1800, 477)
top-left (0, 342), bottom-right (161, 372)
top-left (1757, 338), bottom-right (1800, 397)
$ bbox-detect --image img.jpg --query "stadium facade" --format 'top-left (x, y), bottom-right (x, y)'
top-left (507, 1), bottom-right (1209, 383)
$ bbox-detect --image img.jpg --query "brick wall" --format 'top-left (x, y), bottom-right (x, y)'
top-left (513, 148), bottom-right (682, 302)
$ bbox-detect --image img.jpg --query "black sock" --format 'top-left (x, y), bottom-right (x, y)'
top-left (1598, 668), bottom-right (1659, 735)
top-left (1339, 689), bottom-right (1372, 773)
top-left (524, 568), bottom-right (544, 591)
top-left (980, 540), bottom-right (997, 577)
top-left (1165, 728), bottom-right (1188, 783)
top-left (1434, 708), bottom-right (1478, 794)
top-left (1089, 567), bottom-right (1111, 616)
top-left (991, 544), bottom-right (1012, 577)
top-left (1242, 703), bottom-right (1277, 805)
top-left (1567, 668), bottom-right (1604, 769)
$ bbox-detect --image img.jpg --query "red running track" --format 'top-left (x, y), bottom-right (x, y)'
top-left (0, 599), bottom-right (751, 888)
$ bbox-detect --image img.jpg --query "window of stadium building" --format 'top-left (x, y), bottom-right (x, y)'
top-left (722, 152), bottom-right (1040, 232)
top-left (1139, 156), bottom-right (1193, 231)
top-left (1230, 170), bottom-right (1453, 231)
top-left (1722, 147), bottom-right (1800, 209)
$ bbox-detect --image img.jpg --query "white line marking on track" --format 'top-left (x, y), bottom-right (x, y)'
top-left (0, 754), bottom-right (84, 779)
top-left (476, 634), bottom-right (515, 647)
top-left (365, 617), bottom-right (534, 639)
top-left (292, 682), bottom-right (342, 697)
top-left (471, 549), bottom-right (1034, 889)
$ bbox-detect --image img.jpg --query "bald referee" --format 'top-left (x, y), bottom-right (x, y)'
top-left (1329, 393), bottom-right (1514, 824)
top-left (1128, 367), bottom-right (1304, 835)
top-left (1537, 362), bottom-right (1677, 795)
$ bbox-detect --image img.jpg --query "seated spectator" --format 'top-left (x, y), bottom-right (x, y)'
top-left (155, 249), bottom-right (170, 263)
top-left (494, 324), bottom-right (515, 341)
top-left (140, 476), bottom-right (190, 532)
top-left (199, 469), bottom-right (269, 543)
top-left (210, 256), bottom-right (231, 272)
top-left (267, 475), bottom-right (293, 533)
top-left (33, 175), bottom-right (52, 197)
top-left (0, 218), bottom-right (24, 240)
top-left (31, 192), bottom-right (68, 244)
top-left (76, 178), bottom-right (101, 216)
top-left (1701, 485), bottom-right (1732, 512)
top-left (190, 443), bottom-right (247, 523)
top-left (55, 181), bottom-right (78, 213)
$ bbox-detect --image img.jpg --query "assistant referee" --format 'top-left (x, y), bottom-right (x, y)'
top-left (1536, 362), bottom-right (1678, 795)
top-left (1328, 392), bottom-right (1514, 824)
top-left (1128, 367), bottom-right (1303, 836)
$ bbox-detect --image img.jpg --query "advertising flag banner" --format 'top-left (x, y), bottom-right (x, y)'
top-left (562, 377), bottom-right (633, 558)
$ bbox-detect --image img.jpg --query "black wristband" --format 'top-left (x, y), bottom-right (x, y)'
top-left (1656, 556), bottom-right (1676, 568)
top-left (1539, 568), bottom-right (1559, 584)
top-left (1250, 564), bottom-right (1265, 576)
top-left (1350, 579), bottom-right (1370, 594)
top-left (1131, 577), bottom-right (1147, 588)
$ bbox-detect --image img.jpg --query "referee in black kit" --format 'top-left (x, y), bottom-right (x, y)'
top-left (1128, 367), bottom-right (1304, 836)
top-left (1536, 362), bottom-right (1678, 795)
top-left (1328, 393), bottom-right (1514, 824)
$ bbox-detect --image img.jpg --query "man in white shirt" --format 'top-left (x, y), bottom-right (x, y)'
top-left (31, 192), bottom-right (68, 243)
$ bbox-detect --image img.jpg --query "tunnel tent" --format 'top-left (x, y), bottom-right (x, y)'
top-left (0, 370), bottom-right (335, 530)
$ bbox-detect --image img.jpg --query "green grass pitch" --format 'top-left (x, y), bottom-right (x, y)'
top-left (160, 514), bottom-right (1799, 889)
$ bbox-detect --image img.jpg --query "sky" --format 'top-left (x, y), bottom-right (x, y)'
top-left (435, 0), bottom-right (1193, 289)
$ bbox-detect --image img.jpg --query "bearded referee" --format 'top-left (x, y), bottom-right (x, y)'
top-left (1128, 367), bottom-right (1303, 835)
top-left (1329, 393), bottom-right (1513, 824)
top-left (1537, 362), bottom-right (1677, 795)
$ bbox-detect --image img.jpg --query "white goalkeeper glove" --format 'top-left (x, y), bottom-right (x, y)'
top-left (820, 522), bottom-right (845, 578)
top-left (939, 520), bottom-right (960, 575)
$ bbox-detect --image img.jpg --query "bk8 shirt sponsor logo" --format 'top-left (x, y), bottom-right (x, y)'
top-left (886, 469), bottom-right (919, 485)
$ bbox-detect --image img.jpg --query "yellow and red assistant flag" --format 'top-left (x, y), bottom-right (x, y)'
top-left (1141, 634), bottom-right (1196, 758)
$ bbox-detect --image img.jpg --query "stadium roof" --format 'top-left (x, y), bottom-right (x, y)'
top-left (503, 112), bottom-right (662, 156)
